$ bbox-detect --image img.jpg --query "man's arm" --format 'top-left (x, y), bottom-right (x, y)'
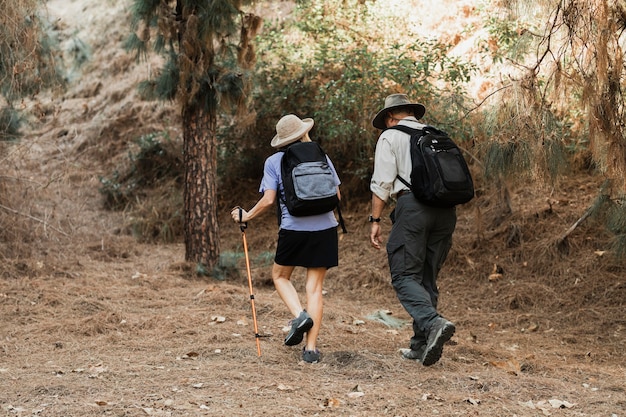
top-left (369, 193), bottom-right (386, 249)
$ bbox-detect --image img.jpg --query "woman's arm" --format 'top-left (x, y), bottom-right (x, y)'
top-left (231, 189), bottom-right (277, 223)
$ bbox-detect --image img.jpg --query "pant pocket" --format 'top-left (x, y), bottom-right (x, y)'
top-left (386, 240), bottom-right (406, 278)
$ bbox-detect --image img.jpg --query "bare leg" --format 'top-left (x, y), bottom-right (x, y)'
top-left (303, 267), bottom-right (326, 351)
top-left (272, 263), bottom-right (302, 317)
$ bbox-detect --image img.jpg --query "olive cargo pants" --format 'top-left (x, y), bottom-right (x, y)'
top-left (386, 193), bottom-right (456, 351)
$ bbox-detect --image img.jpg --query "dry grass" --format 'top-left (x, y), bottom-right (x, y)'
top-left (1, 1), bottom-right (625, 416)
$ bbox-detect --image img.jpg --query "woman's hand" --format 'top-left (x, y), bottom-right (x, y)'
top-left (230, 206), bottom-right (248, 223)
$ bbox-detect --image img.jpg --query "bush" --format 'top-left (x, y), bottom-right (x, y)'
top-left (99, 131), bottom-right (184, 242)
top-left (218, 0), bottom-right (477, 204)
top-left (0, 107), bottom-right (22, 141)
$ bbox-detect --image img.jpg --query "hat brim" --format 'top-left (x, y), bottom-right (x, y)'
top-left (271, 118), bottom-right (315, 148)
top-left (372, 103), bottom-right (426, 130)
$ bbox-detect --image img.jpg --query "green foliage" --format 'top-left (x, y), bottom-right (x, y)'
top-left (98, 131), bottom-right (181, 208)
top-left (0, 107), bottom-right (23, 141)
top-left (98, 170), bottom-right (135, 210)
top-left (476, 1), bottom-right (537, 64)
top-left (99, 131), bottom-right (183, 242)
top-left (210, 251), bottom-right (242, 280)
top-left (588, 189), bottom-right (626, 259)
top-left (606, 197), bottom-right (626, 258)
top-left (125, 0), bottom-right (257, 112)
top-left (543, 138), bottom-right (569, 181)
top-left (482, 139), bottom-right (532, 181)
top-left (254, 251), bottom-right (275, 266)
top-left (220, 0), bottom-right (477, 200)
top-left (606, 200), bottom-right (626, 236)
top-left (130, 132), bottom-right (182, 184)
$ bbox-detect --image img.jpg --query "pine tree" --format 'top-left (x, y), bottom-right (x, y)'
top-left (125, 0), bottom-right (261, 269)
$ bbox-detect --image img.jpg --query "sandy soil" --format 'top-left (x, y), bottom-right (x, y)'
top-left (1, 0), bottom-right (625, 416)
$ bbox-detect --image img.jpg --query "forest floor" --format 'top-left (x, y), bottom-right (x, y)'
top-left (1, 0), bottom-right (625, 416)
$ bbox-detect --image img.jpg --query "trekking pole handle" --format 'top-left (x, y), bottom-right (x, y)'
top-left (237, 206), bottom-right (247, 231)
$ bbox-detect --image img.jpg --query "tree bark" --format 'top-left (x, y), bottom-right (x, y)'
top-left (182, 104), bottom-right (220, 268)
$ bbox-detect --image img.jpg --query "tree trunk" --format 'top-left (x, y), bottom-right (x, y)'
top-left (182, 104), bottom-right (220, 269)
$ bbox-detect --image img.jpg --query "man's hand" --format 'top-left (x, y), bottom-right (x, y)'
top-left (370, 223), bottom-right (383, 249)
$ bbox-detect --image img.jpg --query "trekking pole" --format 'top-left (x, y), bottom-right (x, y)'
top-left (238, 207), bottom-right (262, 357)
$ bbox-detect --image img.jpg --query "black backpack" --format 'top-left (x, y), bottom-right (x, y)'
top-left (280, 142), bottom-right (347, 231)
top-left (389, 125), bottom-right (474, 208)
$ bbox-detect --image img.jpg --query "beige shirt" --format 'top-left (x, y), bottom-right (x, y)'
top-left (370, 117), bottom-right (426, 202)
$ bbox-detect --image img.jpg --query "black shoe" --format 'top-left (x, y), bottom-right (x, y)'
top-left (284, 310), bottom-right (314, 346)
top-left (401, 345), bottom-right (425, 361)
top-left (421, 317), bottom-right (455, 366)
top-left (302, 348), bottom-right (320, 363)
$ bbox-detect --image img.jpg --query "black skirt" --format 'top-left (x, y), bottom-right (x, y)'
top-left (275, 227), bottom-right (338, 268)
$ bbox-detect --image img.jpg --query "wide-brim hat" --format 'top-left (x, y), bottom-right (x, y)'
top-left (271, 114), bottom-right (315, 148)
top-left (372, 93), bottom-right (426, 130)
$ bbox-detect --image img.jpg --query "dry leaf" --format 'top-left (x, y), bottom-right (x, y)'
top-left (548, 399), bottom-right (575, 408)
top-left (524, 323), bottom-right (539, 332)
top-left (490, 358), bottom-right (521, 375)
top-left (488, 273), bottom-right (503, 281)
top-left (465, 397), bottom-right (480, 405)
top-left (88, 363), bottom-right (107, 377)
top-left (324, 397), bottom-right (341, 407)
top-left (519, 400), bottom-right (536, 409)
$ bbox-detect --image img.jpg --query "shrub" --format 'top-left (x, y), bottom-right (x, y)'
top-left (99, 131), bottom-right (184, 242)
top-left (0, 107), bottom-right (22, 141)
top-left (219, 0), bottom-right (477, 203)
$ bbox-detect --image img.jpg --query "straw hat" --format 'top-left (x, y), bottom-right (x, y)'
top-left (372, 94), bottom-right (426, 130)
top-left (271, 114), bottom-right (314, 148)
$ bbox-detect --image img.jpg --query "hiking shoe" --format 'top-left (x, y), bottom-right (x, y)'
top-left (421, 317), bottom-right (455, 366)
top-left (284, 310), bottom-right (314, 346)
top-left (302, 348), bottom-right (320, 363)
top-left (401, 345), bottom-right (425, 361)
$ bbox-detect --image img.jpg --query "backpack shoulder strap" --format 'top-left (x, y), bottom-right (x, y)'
top-left (387, 125), bottom-right (424, 190)
top-left (386, 124), bottom-right (421, 136)
top-left (421, 125), bottom-right (447, 136)
top-left (276, 150), bottom-right (286, 226)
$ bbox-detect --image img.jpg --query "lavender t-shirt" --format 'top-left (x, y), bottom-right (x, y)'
top-left (260, 151), bottom-right (340, 231)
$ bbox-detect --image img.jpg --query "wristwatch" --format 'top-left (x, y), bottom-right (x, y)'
top-left (368, 215), bottom-right (381, 223)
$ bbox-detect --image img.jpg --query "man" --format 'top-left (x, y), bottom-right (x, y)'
top-left (369, 93), bottom-right (456, 366)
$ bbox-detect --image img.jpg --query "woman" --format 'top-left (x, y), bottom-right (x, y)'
top-left (230, 114), bottom-right (341, 363)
